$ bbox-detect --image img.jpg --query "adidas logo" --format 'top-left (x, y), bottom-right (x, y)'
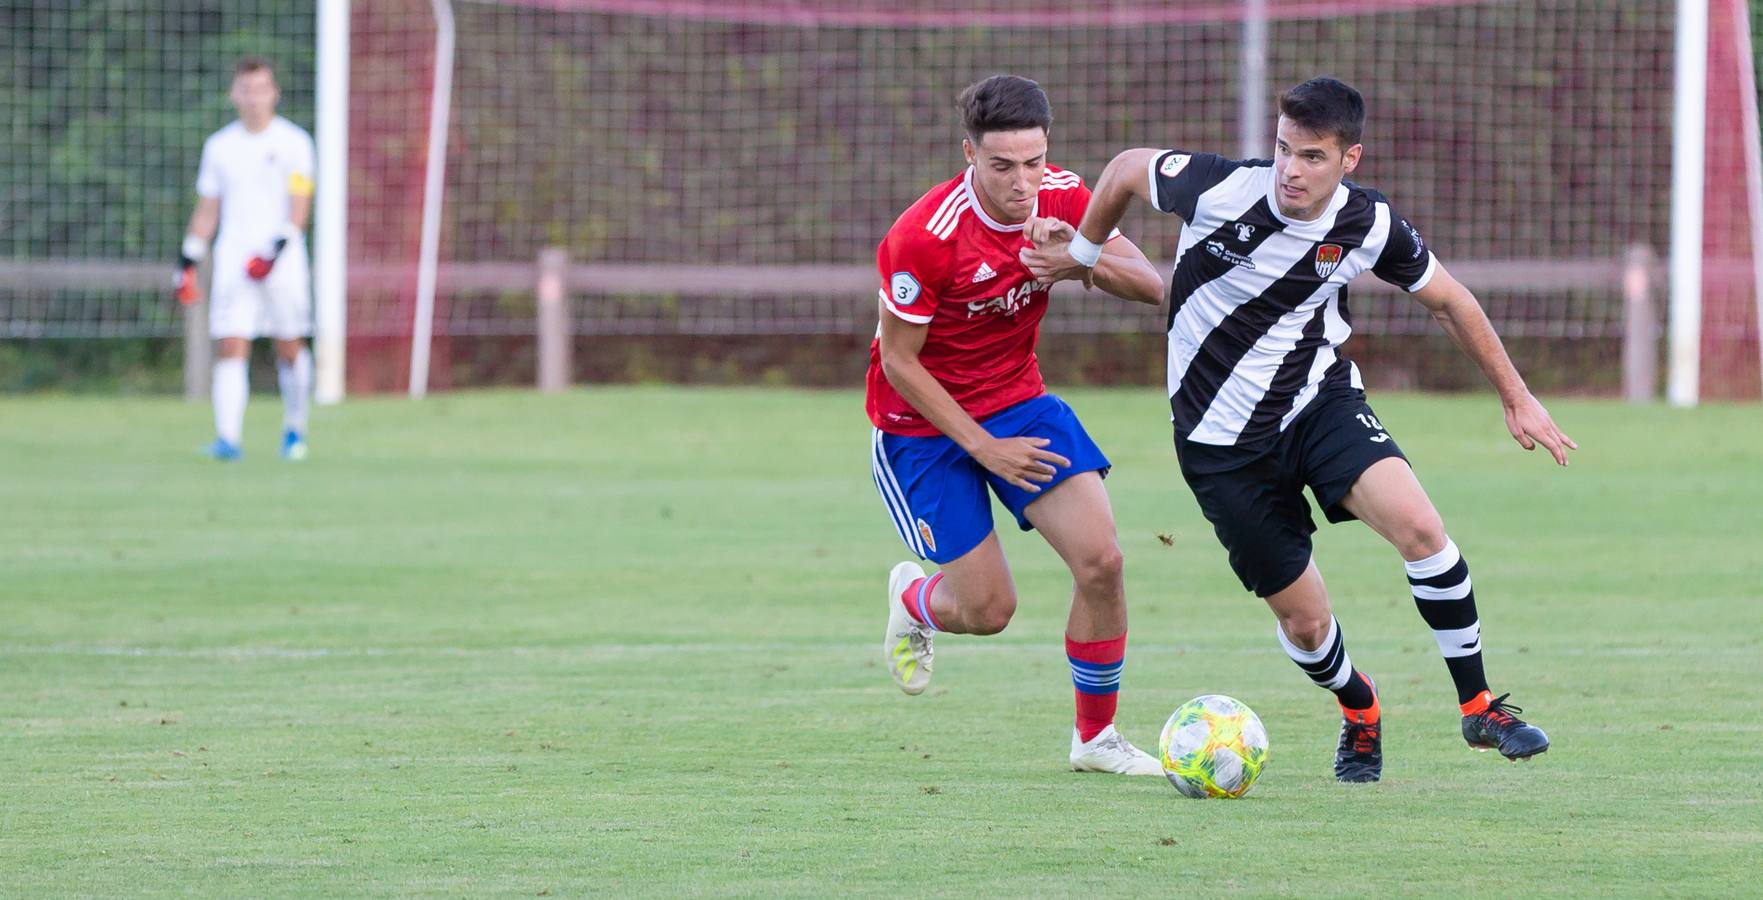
top-left (971, 262), bottom-right (997, 283)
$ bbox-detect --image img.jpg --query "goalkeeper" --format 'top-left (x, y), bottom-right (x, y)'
top-left (178, 57), bottom-right (317, 461)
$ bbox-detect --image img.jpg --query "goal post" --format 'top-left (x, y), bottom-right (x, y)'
top-left (315, 0), bottom-right (351, 405)
top-left (1670, 0), bottom-right (1708, 407)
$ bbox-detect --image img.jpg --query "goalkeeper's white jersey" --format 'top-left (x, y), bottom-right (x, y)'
top-left (196, 116), bottom-right (315, 258)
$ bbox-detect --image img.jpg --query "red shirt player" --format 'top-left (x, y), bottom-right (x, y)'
top-left (868, 75), bottom-right (1168, 775)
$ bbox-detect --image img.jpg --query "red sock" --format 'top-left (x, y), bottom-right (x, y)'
top-left (899, 573), bottom-right (944, 631)
top-left (1066, 632), bottom-right (1127, 742)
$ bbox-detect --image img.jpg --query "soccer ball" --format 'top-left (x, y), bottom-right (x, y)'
top-left (1158, 694), bottom-right (1269, 799)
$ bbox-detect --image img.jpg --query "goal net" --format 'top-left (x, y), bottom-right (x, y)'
top-left (341, 0), bottom-right (1763, 398)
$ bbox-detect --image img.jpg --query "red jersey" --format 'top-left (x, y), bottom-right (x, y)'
top-left (865, 164), bottom-right (1112, 436)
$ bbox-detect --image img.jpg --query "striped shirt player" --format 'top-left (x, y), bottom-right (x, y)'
top-left (869, 75), bottom-right (1168, 776)
top-left (1150, 149), bottom-right (1431, 458)
top-left (1032, 77), bottom-right (1575, 783)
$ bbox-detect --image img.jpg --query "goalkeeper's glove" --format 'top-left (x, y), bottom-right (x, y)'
top-left (175, 234), bottom-right (206, 305)
top-left (246, 223), bottom-right (301, 280)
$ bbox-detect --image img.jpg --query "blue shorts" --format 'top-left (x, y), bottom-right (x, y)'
top-left (869, 394), bottom-right (1112, 564)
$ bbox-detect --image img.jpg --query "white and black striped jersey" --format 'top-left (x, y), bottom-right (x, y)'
top-left (1147, 149), bottom-right (1436, 464)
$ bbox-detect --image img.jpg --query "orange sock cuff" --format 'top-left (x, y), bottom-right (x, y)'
top-left (1460, 689), bottom-right (1494, 716)
top-left (1340, 673), bottom-right (1381, 724)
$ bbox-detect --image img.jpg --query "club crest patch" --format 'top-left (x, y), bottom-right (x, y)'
top-left (916, 518), bottom-right (937, 553)
top-left (1314, 244), bottom-right (1344, 279)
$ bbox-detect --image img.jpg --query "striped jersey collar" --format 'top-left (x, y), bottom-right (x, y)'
top-left (1265, 177), bottom-right (1350, 230)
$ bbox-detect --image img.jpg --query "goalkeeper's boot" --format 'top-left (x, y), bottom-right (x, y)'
top-left (883, 561), bottom-right (934, 696)
top-left (1462, 692), bottom-right (1549, 761)
top-left (1069, 724), bottom-right (1162, 775)
top-left (205, 437), bottom-right (242, 462)
top-left (281, 429), bottom-right (309, 462)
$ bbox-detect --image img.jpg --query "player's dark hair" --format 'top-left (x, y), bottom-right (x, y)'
top-left (234, 57), bottom-right (275, 79)
top-left (958, 75), bottom-right (1052, 141)
top-left (1278, 77), bottom-right (1364, 150)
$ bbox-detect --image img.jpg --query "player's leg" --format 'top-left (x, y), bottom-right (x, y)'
top-left (272, 338), bottom-right (312, 460)
top-left (872, 428), bottom-right (1017, 696)
top-left (896, 531), bottom-right (1018, 635)
top-left (1338, 456), bottom-right (1549, 761)
top-left (1021, 471), bottom-right (1159, 775)
top-left (1259, 562), bottom-right (1383, 782)
top-left (980, 395), bottom-right (1154, 773)
top-left (1180, 452), bottom-right (1382, 782)
top-left (205, 267), bottom-right (254, 460)
top-left (267, 245), bottom-right (313, 460)
top-left (1312, 395), bottom-right (1548, 761)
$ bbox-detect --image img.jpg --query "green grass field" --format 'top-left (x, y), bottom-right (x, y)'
top-left (2, 387), bottom-right (1759, 896)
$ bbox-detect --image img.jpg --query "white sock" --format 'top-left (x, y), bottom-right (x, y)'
top-left (1276, 616), bottom-right (1354, 691)
top-left (277, 347), bottom-right (312, 434)
top-left (212, 357), bottom-right (248, 445)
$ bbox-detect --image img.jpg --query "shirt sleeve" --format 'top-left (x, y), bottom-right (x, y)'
top-left (195, 139), bottom-right (221, 198)
top-left (875, 230), bottom-right (943, 325)
top-left (1146, 150), bottom-right (1237, 221)
top-left (1371, 208), bottom-right (1438, 293)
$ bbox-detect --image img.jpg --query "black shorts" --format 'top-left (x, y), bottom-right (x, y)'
top-left (1176, 389), bottom-right (1408, 597)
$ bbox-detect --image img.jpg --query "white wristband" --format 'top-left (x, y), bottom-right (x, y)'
top-left (1068, 232), bottom-right (1104, 268)
top-left (181, 234), bottom-right (209, 263)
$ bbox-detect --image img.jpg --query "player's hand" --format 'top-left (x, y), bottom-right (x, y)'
top-left (246, 224), bottom-right (300, 280)
top-left (1019, 245), bottom-right (1093, 287)
top-left (1024, 214), bottom-right (1076, 247)
top-left (971, 436), bottom-right (1071, 493)
top-left (176, 234), bottom-right (207, 304)
top-left (245, 237), bottom-right (287, 280)
top-left (1502, 393), bottom-right (1578, 466)
top-left (1021, 215), bottom-right (1096, 288)
top-left (174, 264), bottom-right (200, 305)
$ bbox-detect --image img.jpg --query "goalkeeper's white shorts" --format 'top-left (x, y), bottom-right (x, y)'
top-left (209, 241), bottom-right (312, 340)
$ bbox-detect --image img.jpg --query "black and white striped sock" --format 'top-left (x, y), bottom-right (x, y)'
top-left (1405, 538), bottom-right (1490, 705)
top-left (1276, 615), bottom-right (1375, 711)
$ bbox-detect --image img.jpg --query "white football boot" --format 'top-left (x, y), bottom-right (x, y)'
top-left (884, 561), bottom-right (934, 696)
top-left (1070, 724), bottom-right (1163, 775)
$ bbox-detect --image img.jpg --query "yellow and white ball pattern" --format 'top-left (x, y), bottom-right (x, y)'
top-left (1158, 694), bottom-right (1269, 799)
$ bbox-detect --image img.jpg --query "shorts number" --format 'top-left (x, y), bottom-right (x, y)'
top-left (1356, 413), bottom-right (1391, 443)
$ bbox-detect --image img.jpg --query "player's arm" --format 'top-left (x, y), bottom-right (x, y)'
top-left (1411, 264), bottom-right (1578, 466)
top-left (186, 196), bottom-right (219, 242)
top-left (876, 311), bottom-right (1070, 492)
top-left (289, 135), bottom-right (315, 232)
top-left (289, 190), bottom-right (312, 232)
top-left (1019, 224), bottom-right (1162, 305)
top-left (179, 139), bottom-right (222, 302)
top-left (1069, 148), bottom-right (1164, 257)
top-left (246, 146), bottom-right (315, 280)
top-left (1089, 236), bottom-right (1161, 303)
top-left (1019, 149), bottom-right (1167, 296)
